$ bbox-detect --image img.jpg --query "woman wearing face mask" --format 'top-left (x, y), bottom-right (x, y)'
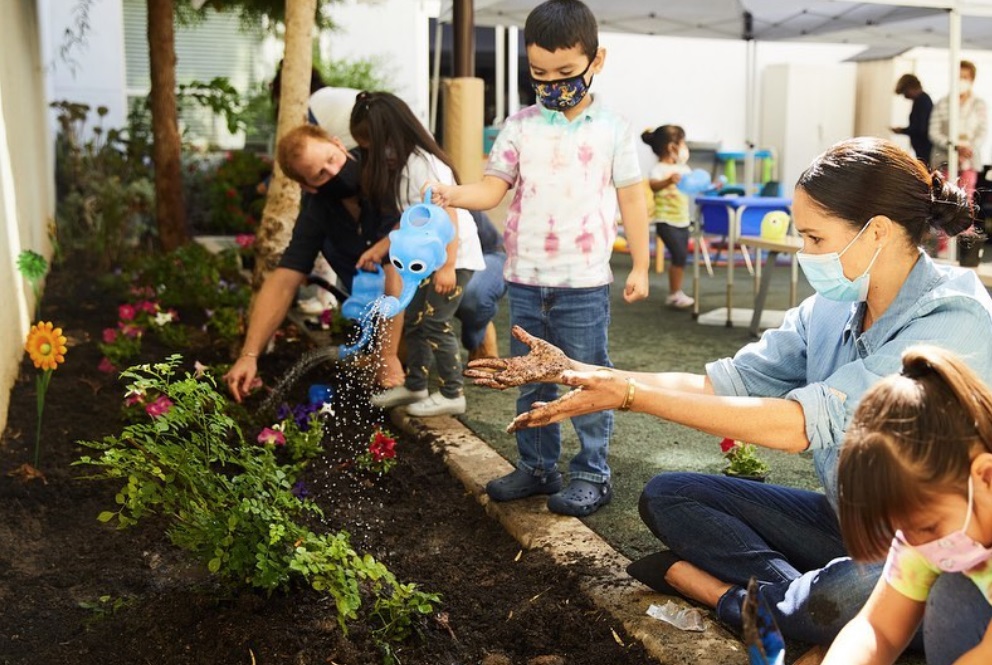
top-left (462, 137), bottom-right (992, 649)
top-left (828, 345), bottom-right (992, 665)
top-left (929, 60), bottom-right (988, 200)
top-left (643, 124), bottom-right (695, 309)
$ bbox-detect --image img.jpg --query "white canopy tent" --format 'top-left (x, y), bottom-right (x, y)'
top-left (438, 0), bottom-right (992, 188)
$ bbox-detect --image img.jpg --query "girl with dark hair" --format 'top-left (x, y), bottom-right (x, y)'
top-left (463, 137), bottom-right (992, 649)
top-left (642, 124), bottom-right (694, 309)
top-left (829, 345), bottom-right (992, 664)
top-left (350, 91), bottom-right (486, 416)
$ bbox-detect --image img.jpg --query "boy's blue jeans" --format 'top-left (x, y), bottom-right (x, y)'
top-left (507, 283), bottom-right (613, 484)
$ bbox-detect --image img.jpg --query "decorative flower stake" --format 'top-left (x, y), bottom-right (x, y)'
top-left (24, 322), bottom-right (68, 468)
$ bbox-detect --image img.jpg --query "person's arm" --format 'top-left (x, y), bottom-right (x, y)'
top-left (648, 173), bottom-right (681, 191)
top-left (429, 175), bottom-right (510, 211)
top-left (224, 267), bottom-right (306, 402)
top-left (953, 621), bottom-right (992, 665)
top-left (432, 205), bottom-right (461, 294)
top-left (617, 182), bottom-right (650, 302)
top-left (971, 98), bottom-right (988, 160)
top-left (822, 578), bottom-right (925, 665)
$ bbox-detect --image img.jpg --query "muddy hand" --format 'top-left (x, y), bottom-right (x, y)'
top-left (507, 369), bottom-right (625, 431)
top-left (464, 325), bottom-right (571, 389)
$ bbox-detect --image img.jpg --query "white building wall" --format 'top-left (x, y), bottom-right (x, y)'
top-left (40, 0), bottom-right (129, 137)
top-left (0, 0), bottom-right (56, 434)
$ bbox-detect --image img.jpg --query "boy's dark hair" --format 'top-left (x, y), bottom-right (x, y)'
top-left (524, 0), bottom-right (599, 59)
top-left (641, 125), bottom-right (685, 159)
top-left (894, 73), bottom-right (921, 95)
top-left (349, 91), bottom-right (460, 214)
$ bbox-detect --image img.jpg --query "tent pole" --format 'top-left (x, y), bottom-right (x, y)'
top-left (430, 17), bottom-right (443, 135)
top-left (948, 8), bottom-right (961, 185)
top-left (508, 26), bottom-right (520, 116)
top-left (744, 39), bottom-right (757, 195)
top-left (495, 24), bottom-right (506, 123)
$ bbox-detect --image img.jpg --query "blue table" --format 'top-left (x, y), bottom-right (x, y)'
top-left (692, 195), bottom-right (793, 327)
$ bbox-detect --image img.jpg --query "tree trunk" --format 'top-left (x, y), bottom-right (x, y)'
top-left (252, 0), bottom-right (317, 292)
top-left (147, 0), bottom-right (188, 251)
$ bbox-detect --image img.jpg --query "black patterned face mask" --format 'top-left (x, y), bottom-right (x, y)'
top-left (531, 60), bottom-right (593, 111)
top-left (314, 151), bottom-right (361, 200)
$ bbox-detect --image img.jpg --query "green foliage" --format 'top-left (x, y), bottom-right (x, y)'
top-left (76, 356), bottom-right (440, 651)
top-left (177, 77), bottom-right (247, 135)
top-left (316, 55), bottom-right (394, 92)
top-left (723, 442), bottom-right (770, 478)
top-left (52, 100), bottom-right (155, 269)
top-left (131, 242), bottom-right (249, 311)
top-left (78, 594), bottom-right (132, 629)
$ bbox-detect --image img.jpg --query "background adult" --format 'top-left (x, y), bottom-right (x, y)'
top-left (466, 137), bottom-right (992, 647)
top-left (892, 73), bottom-right (933, 166)
top-left (929, 60), bottom-right (988, 198)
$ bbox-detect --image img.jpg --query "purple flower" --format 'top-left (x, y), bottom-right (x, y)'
top-left (291, 480), bottom-right (309, 499)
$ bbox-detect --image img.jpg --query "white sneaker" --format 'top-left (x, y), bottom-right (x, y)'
top-left (371, 386), bottom-right (428, 409)
top-left (297, 297), bottom-right (327, 315)
top-left (665, 291), bottom-right (695, 309)
top-left (406, 392), bottom-right (467, 417)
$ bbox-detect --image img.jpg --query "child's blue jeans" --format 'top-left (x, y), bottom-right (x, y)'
top-left (507, 282), bottom-right (613, 484)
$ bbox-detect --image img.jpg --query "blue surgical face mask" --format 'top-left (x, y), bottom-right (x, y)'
top-left (531, 59), bottom-right (594, 111)
top-left (797, 218), bottom-right (882, 302)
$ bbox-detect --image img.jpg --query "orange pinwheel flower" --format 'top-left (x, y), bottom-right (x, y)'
top-left (25, 322), bottom-right (67, 371)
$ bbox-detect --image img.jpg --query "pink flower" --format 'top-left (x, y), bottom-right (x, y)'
top-left (719, 438), bottom-right (737, 454)
top-left (97, 357), bottom-right (116, 373)
top-left (235, 234), bottom-right (255, 250)
top-left (124, 390), bottom-right (145, 407)
top-left (136, 300), bottom-right (158, 314)
top-left (145, 395), bottom-right (174, 418)
top-left (102, 328), bottom-right (118, 343)
top-left (118, 304), bottom-right (136, 321)
top-left (257, 427), bottom-right (286, 447)
top-left (118, 322), bottom-right (143, 338)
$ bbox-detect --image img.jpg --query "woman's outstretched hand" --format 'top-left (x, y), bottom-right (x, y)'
top-left (507, 369), bottom-right (629, 432)
top-left (464, 325), bottom-right (572, 389)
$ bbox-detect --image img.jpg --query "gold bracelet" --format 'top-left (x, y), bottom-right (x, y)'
top-left (240, 351), bottom-right (259, 359)
top-left (619, 378), bottom-right (636, 411)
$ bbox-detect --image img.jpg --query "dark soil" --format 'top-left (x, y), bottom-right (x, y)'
top-left (0, 261), bottom-right (655, 665)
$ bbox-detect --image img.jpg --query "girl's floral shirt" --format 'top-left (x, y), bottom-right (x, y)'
top-left (485, 95), bottom-right (642, 288)
top-left (884, 530), bottom-right (992, 605)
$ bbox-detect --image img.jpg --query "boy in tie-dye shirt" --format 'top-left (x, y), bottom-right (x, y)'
top-left (428, 0), bottom-right (650, 516)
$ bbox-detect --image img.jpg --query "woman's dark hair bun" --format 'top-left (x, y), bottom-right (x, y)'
top-left (929, 170), bottom-right (978, 237)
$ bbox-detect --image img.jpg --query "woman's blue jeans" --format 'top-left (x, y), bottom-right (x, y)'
top-left (639, 471), bottom-right (882, 645)
top-left (508, 283), bottom-right (613, 484)
top-left (456, 251), bottom-right (507, 351)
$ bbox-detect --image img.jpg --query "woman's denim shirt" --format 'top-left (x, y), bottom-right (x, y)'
top-left (706, 252), bottom-right (992, 510)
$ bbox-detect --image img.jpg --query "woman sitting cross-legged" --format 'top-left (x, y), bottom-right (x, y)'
top-left (465, 137), bottom-right (992, 648)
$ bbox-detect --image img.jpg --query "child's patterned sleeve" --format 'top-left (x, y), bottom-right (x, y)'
top-left (612, 117), bottom-right (643, 189)
top-left (485, 119), bottom-right (520, 185)
top-left (882, 531), bottom-right (940, 602)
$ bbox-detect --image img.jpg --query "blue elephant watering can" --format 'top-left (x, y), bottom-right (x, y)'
top-left (338, 188), bottom-right (454, 359)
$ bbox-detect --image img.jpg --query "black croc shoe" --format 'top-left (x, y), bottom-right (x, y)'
top-left (547, 479), bottom-right (613, 517)
top-left (486, 468), bottom-right (563, 502)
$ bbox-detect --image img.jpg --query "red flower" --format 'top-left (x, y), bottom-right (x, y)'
top-left (257, 427), bottom-right (286, 447)
top-left (118, 304), bottom-right (136, 321)
top-left (97, 357), bottom-right (116, 373)
top-left (369, 430), bottom-right (397, 462)
top-left (719, 438), bottom-right (737, 454)
top-left (102, 328), bottom-right (118, 343)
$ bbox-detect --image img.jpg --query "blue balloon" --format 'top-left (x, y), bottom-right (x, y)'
top-left (677, 168), bottom-right (712, 194)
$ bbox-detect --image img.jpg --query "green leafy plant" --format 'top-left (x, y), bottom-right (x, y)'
top-left (52, 100), bottom-right (155, 269)
top-left (720, 439), bottom-right (770, 478)
top-left (17, 250), bottom-right (48, 314)
top-left (78, 594), bottom-right (132, 629)
top-left (76, 356), bottom-right (439, 653)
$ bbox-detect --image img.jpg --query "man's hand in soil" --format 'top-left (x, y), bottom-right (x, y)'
top-left (507, 368), bottom-right (627, 432)
top-left (464, 325), bottom-right (572, 390)
top-left (224, 356), bottom-right (262, 403)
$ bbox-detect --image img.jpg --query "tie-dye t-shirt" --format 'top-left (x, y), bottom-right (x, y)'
top-left (485, 96), bottom-right (642, 288)
top-left (883, 530), bottom-right (992, 604)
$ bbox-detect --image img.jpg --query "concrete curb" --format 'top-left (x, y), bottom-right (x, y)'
top-left (389, 411), bottom-right (750, 665)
